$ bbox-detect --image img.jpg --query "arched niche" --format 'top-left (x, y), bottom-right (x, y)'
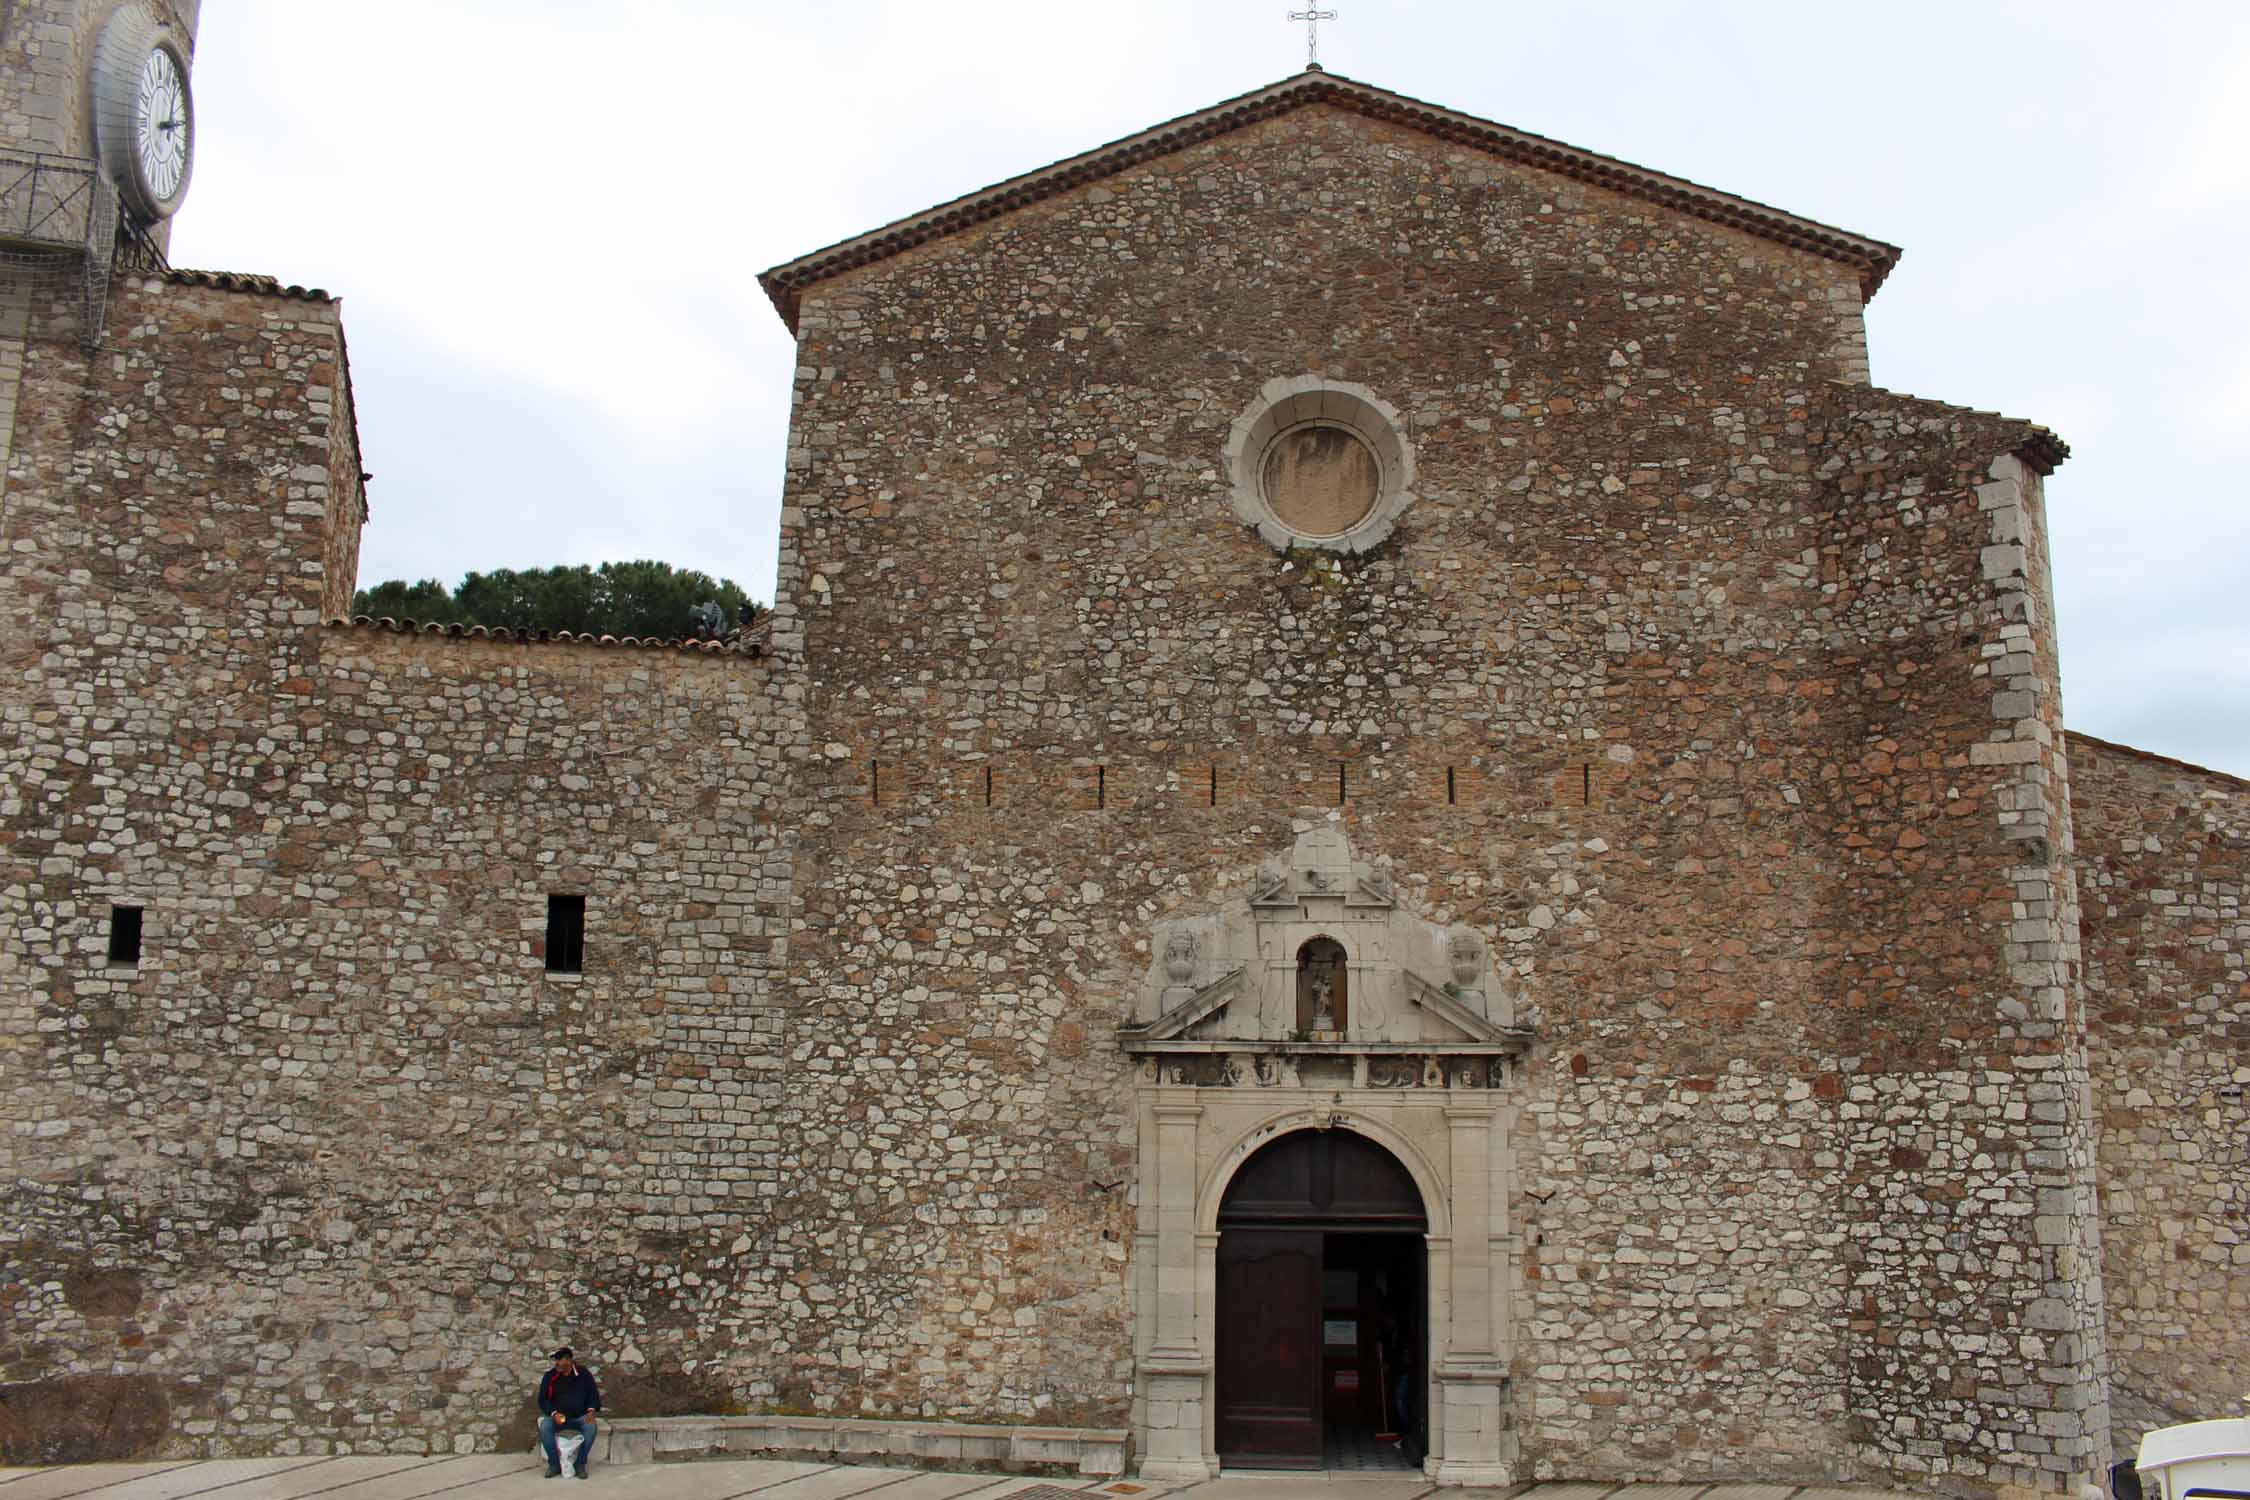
top-left (1295, 935), bottom-right (1349, 1034)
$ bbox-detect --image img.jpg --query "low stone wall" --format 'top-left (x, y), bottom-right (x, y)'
top-left (598, 1414), bottom-right (1129, 1475)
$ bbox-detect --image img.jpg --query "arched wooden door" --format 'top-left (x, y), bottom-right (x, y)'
top-left (1214, 1129), bottom-right (1427, 1468)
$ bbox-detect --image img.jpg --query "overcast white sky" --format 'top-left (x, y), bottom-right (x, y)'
top-left (166, 2), bottom-right (2250, 779)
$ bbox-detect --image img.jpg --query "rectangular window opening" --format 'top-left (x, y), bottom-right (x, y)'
top-left (984, 767), bottom-right (993, 808)
top-left (1209, 765), bottom-right (1218, 807)
top-left (1096, 765), bottom-right (1106, 810)
top-left (1582, 763), bottom-right (1592, 805)
top-left (107, 904), bottom-right (143, 967)
top-left (1446, 766), bottom-right (1457, 805)
top-left (546, 895), bottom-right (586, 975)
top-left (1337, 761), bottom-right (1348, 806)
top-left (870, 760), bottom-right (880, 807)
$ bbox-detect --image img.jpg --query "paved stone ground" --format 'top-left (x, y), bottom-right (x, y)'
top-left (0, 1460), bottom-right (1957, 1500)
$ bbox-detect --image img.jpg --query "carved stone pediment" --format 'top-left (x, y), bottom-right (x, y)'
top-left (1119, 818), bottom-right (1535, 1077)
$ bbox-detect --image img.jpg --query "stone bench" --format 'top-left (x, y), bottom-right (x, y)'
top-left (597, 1414), bottom-right (1128, 1475)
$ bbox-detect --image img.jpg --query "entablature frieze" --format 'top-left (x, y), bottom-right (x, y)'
top-left (1130, 1050), bottom-right (1523, 1091)
top-left (1121, 1037), bottom-right (1531, 1056)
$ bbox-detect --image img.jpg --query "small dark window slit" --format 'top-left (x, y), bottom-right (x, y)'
top-left (107, 904), bottom-right (143, 966)
top-left (1582, 764), bottom-right (1592, 804)
top-left (1209, 765), bottom-right (1218, 807)
top-left (870, 760), bottom-right (880, 807)
top-left (1447, 766), bottom-right (1457, 805)
top-left (1097, 766), bottom-right (1106, 810)
top-left (984, 767), bottom-right (993, 807)
top-left (1337, 761), bottom-right (1348, 805)
top-left (546, 895), bottom-right (585, 975)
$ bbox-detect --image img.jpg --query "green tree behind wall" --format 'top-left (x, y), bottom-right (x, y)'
top-left (352, 561), bottom-right (762, 639)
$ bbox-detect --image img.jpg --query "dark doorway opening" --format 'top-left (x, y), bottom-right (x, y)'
top-left (1215, 1129), bottom-right (1427, 1472)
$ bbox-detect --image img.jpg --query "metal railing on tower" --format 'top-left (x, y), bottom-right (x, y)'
top-left (0, 147), bottom-right (127, 352)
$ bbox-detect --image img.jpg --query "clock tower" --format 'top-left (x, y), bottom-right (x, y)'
top-left (0, 1), bottom-right (199, 157)
top-left (0, 0), bottom-right (198, 511)
top-left (0, 0), bottom-right (200, 284)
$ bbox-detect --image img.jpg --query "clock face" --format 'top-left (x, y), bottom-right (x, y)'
top-left (92, 4), bottom-right (195, 224)
top-left (130, 43), bottom-right (192, 214)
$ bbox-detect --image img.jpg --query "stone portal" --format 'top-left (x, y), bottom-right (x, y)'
top-left (1121, 818), bottom-right (1535, 1484)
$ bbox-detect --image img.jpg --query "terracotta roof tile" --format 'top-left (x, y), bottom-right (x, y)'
top-left (166, 266), bottom-right (334, 301)
top-left (760, 69), bottom-right (1904, 333)
top-left (327, 615), bottom-right (770, 658)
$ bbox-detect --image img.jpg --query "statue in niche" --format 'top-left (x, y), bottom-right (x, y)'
top-left (1295, 936), bottom-right (1349, 1033)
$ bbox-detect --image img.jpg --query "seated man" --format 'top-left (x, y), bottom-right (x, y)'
top-left (536, 1346), bottom-right (602, 1479)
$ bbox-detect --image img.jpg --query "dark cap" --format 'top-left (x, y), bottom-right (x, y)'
top-left (550, 1347), bottom-right (574, 1360)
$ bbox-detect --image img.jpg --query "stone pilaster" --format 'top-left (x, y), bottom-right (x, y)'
top-left (1431, 1102), bottom-right (1513, 1485)
top-left (1136, 1097), bottom-right (1213, 1482)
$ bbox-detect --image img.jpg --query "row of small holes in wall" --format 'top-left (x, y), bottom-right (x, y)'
top-left (96, 899), bottom-right (596, 977)
top-left (861, 761), bottom-right (1627, 808)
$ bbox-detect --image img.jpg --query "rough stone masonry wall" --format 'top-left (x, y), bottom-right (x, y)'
top-left (0, 274), bottom-right (805, 1460)
top-left (0, 272), bottom-right (355, 1459)
top-left (2069, 735), bottom-right (2248, 1438)
top-left (769, 102), bottom-right (2089, 1491)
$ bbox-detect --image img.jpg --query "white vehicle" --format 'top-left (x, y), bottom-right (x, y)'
top-left (2139, 1419), bottom-right (2250, 1500)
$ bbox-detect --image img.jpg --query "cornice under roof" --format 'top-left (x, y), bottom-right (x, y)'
top-left (758, 68), bottom-right (1903, 335)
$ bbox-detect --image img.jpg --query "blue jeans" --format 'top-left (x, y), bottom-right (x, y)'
top-left (540, 1414), bottom-right (598, 1473)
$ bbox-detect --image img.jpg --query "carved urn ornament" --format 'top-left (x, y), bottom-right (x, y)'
top-left (1164, 929), bottom-right (1198, 984)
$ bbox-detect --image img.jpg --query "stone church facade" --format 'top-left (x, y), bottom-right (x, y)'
top-left (1, 9), bottom-right (2243, 1495)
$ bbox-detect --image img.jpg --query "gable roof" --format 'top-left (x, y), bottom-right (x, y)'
top-left (758, 68), bottom-right (1903, 334)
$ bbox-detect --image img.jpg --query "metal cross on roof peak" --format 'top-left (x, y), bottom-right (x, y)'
top-left (1288, 6), bottom-right (1337, 70)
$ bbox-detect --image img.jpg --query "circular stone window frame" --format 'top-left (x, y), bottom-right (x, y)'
top-left (1223, 376), bottom-right (1417, 555)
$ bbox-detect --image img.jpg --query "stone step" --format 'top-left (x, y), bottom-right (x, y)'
top-left (599, 1414), bottom-right (1131, 1476)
